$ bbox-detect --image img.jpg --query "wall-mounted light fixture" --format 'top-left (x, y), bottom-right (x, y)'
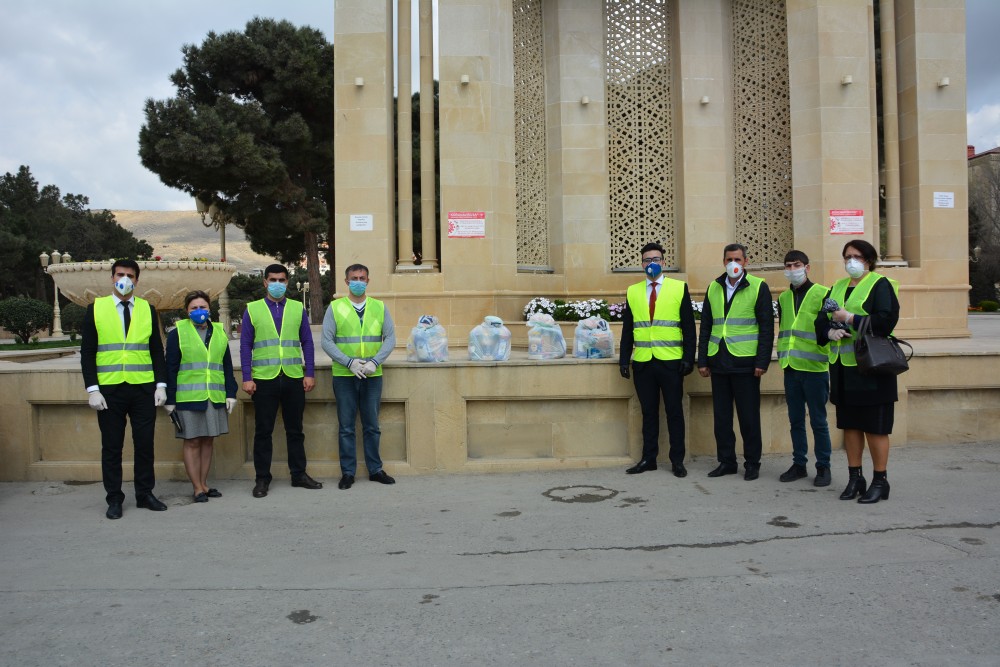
top-left (841, 75), bottom-right (853, 86)
top-left (937, 77), bottom-right (950, 88)
top-left (699, 96), bottom-right (710, 105)
top-left (354, 77), bottom-right (364, 87)
top-left (460, 74), bottom-right (470, 85)
top-left (580, 96), bottom-right (590, 105)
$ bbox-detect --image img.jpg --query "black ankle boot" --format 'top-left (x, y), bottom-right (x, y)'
top-left (839, 467), bottom-right (867, 500)
top-left (858, 475), bottom-right (890, 504)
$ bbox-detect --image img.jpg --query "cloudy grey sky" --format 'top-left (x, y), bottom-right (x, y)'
top-left (1, 1), bottom-right (998, 212)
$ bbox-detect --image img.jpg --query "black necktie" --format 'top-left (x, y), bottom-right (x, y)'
top-left (122, 301), bottom-right (131, 335)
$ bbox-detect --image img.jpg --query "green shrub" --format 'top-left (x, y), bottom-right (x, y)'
top-left (979, 300), bottom-right (999, 312)
top-left (59, 302), bottom-right (87, 333)
top-left (0, 297), bottom-right (52, 344)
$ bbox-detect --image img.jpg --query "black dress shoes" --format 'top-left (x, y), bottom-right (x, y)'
top-left (136, 494), bottom-right (167, 511)
top-left (626, 460), bottom-right (657, 474)
top-left (193, 492), bottom-right (209, 503)
top-left (707, 463), bottom-right (738, 477)
top-left (672, 463), bottom-right (688, 478)
top-left (206, 488), bottom-right (222, 498)
top-left (839, 474), bottom-right (867, 500)
top-left (858, 477), bottom-right (890, 504)
top-left (338, 474), bottom-right (355, 490)
top-left (779, 463), bottom-right (808, 482)
top-left (369, 470), bottom-right (396, 485)
top-left (106, 502), bottom-right (123, 520)
top-left (744, 463), bottom-right (760, 481)
top-left (291, 474), bottom-right (323, 490)
top-left (814, 466), bottom-right (832, 487)
top-left (252, 479), bottom-right (269, 498)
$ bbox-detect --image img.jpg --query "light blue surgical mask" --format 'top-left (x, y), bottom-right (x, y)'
top-left (189, 308), bottom-right (210, 325)
top-left (348, 280), bottom-right (367, 297)
top-left (267, 282), bottom-right (287, 299)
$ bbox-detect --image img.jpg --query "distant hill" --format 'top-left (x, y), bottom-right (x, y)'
top-left (111, 210), bottom-right (276, 272)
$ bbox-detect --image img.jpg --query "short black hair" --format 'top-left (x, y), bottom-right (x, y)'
top-left (723, 243), bottom-right (747, 260)
top-left (345, 263), bottom-right (369, 278)
top-left (183, 290), bottom-right (211, 309)
top-left (263, 263), bottom-right (288, 280)
top-left (111, 259), bottom-right (141, 280)
top-left (783, 250), bottom-right (810, 265)
top-left (639, 242), bottom-right (665, 257)
top-left (842, 240), bottom-right (878, 271)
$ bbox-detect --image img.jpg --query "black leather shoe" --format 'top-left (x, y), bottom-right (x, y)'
top-left (707, 463), bottom-right (738, 477)
top-left (672, 463), bottom-right (687, 478)
top-left (744, 463), bottom-right (760, 481)
top-left (338, 474), bottom-right (355, 490)
top-left (252, 479), bottom-right (269, 498)
top-left (814, 466), bottom-right (832, 487)
top-left (291, 474), bottom-right (323, 490)
top-left (193, 492), bottom-right (209, 503)
top-left (858, 477), bottom-right (890, 504)
top-left (136, 494), bottom-right (167, 511)
top-left (839, 474), bottom-right (867, 500)
top-left (106, 502), bottom-right (123, 520)
top-left (779, 463), bottom-right (808, 482)
top-left (626, 460), bottom-right (657, 474)
top-left (369, 470), bottom-right (396, 485)
top-left (206, 488), bottom-right (222, 498)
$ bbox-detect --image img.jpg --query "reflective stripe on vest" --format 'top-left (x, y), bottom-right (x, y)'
top-left (706, 274), bottom-right (764, 358)
top-left (247, 299), bottom-right (304, 379)
top-left (626, 279), bottom-right (684, 361)
top-left (94, 295), bottom-right (154, 385)
top-left (330, 297), bottom-right (385, 376)
top-left (777, 283), bottom-right (829, 372)
top-left (175, 320), bottom-right (228, 404)
top-left (827, 272), bottom-right (899, 366)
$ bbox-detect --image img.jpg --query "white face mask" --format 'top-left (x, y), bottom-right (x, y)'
top-left (845, 258), bottom-right (866, 279)
top-left (784, 267), bottom-right (807, 287)
top-left (726, 261), bottom-right (743, 280)
top-left (115, 276), bottom-right (134, 295)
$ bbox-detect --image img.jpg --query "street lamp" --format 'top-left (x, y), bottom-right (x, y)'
top-left (39, 250), bottom-right (67, 336)
top-left (196, 195), bottom-right (232, 338)
top-left (297, 280), bottom-right (310, 321)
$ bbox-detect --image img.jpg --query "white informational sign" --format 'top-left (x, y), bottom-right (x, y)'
top-left (933, 192), bottom-right (955, 208)
top-left (350, 214), bottom-right (373, 232)
top-left (447, 211), bottom-right (486, 238)
top-left (828, 209), bottom-right (865, 235)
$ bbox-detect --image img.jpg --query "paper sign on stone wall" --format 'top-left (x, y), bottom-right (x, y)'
top-left (447, 211), bottom-right (486, 238)
top-left (829, 210), bottom-right (864, 235)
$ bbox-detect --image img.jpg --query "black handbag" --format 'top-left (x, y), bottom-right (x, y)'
top-left (854, 316), bottom-right (913, 376)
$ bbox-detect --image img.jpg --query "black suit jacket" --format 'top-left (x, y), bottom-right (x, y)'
top-left (81, 299), bottom-right (166, 389)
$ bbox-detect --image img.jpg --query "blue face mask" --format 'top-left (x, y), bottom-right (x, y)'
top-left (267, 282), bottom-right (287, 299)
top-left (644, 262), bottom-right (662, 279)
top-left (189, 308), bottom-right (210, 325)
top-left (348, 280), bottom-right (367, 297)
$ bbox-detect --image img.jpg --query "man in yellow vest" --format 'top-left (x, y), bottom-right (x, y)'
top-left (697, 243), bottom-right (774, 480)
top-left (776, 250), bottom-right (832, 487)
top-left (321, 263), bottom-right (397, 490)
top-left (618, 242), bottom-right (697, 477)
top-left (80, 259), bottom-right (168, 519)
top-left (239, 263), bottom-right (322, 498)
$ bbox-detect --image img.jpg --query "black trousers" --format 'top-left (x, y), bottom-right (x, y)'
top-left (97, 383), bottom-right (156, 504)
top-left (252, 375), bottom-right (307, 482)
top-left (710, 372), bottom-right (762, 466)
top-left (632, 359), bottom-right (686, 465)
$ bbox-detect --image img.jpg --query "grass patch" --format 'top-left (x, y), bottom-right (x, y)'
top-left (0, 340), bottom-right (82, 351)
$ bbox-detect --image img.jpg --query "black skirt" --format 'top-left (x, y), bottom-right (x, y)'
top-left (835, 402), bottom-right (894, 435)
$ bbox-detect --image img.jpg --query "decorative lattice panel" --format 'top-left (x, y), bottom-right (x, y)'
top-left (732, 0), bottom-right (793, 264)
top-left (514, 0), bottom-right (550, 267)
top-left (606, 0), bottom-right (676, 270)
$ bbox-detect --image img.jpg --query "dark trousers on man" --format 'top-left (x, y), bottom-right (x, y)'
top-left (633, 359), bottom-right (686, 465)
top-left (97, 382), bottom-right (156, 505)
top-left (251, 374), bottom-right (307, 482)
top-left (710, 372), bottom-right (762, 467)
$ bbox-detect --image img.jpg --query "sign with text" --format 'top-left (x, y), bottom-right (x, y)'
top-left (829, 209), bottom-right (864, 235)
top-left (350, 214), bottom-right (373, 232)
top-left (933, 192), bottom-right (955, 208)
top-left (447, 211), bottom-right (486, 238)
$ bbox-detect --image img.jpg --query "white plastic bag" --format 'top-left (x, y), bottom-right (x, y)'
top-left (573, 316), bottom-right (615, 359)
top-left (406, 315), bottom-right (449, 362)
top-left (468, 316), bottom-right (511, 361)
top-left (527, 313), bottom-right (566, 360)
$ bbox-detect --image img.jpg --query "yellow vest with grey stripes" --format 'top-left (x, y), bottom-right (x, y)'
top-left (706, 274), bottom-right (764, 358)
top-left (247, 298), bottom-right (304, 379)
top-left (330, 297), bottom-right (385, 377)
top-left (94, 295), bottom-right (154, 385)
top-left (777, 283), bottom-right (829, 372)
top-left (626, 279), bottom-right (685, 361)
top-left (827, 272), bottom-right (899, 367)
top-left (175, 319), bottom-right (227, 404)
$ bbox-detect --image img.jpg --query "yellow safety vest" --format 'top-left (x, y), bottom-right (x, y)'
top-left (706, 274), bottom-right (764, 358)
top-left (827, 272), bottom-right (900, 366)
top-left (94, 295), bottom-right (154, 385)
top-left (626, 279), bottom-right (685, 361)
top-left (247, 299), bottom-right (304, 379)
top-left (330, 297), bottom-right (385, 377)
top-left (777, 283), bottom-right (829, 372)
top-left (175, 319), bottom-right (228, 404)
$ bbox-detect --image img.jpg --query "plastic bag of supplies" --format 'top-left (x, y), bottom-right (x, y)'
top-left (468, 316), bottom-right (511, 361)
top-left (573, 316), bottom-right (615, 359)
top-left (527, 313), bottom-right (567, 360)
top-left (406, 315), bottom-right (449, 362)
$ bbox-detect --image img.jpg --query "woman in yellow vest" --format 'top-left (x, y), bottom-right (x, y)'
top-left (165, 291), bottom-right (238, 503)
top-left (817, 240), bottom-right (900, 505)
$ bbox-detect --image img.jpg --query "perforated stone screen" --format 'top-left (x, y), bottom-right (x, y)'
top-left (732, 0), bottom-right (793, 265)
top-left (605, 0), bottom-right (676, 271)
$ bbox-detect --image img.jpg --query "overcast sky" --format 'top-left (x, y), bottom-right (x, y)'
top-left (1, 1), bottom-right (998, 212)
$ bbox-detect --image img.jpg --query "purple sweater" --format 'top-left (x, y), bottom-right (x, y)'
top-left (239, 298), bottom-right (315, 381)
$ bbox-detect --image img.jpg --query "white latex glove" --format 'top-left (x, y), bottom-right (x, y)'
top-left (828, 328), bottom-right (850, 341)
top-left (226, 398), bottom-right (237, 414)
top-left (164, 404), bottom-right (176, 414)
top-left (88, 391), bottom-right (107, 411)
top-left (361, 360), bottom-right (377, 376)
top-left (348, 359), bottom-right (366, 379)
top-left (154, 386), bottom-right (167, 407)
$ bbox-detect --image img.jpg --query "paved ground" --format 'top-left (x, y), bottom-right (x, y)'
top-left (1, 442), bottom-right (998, 666)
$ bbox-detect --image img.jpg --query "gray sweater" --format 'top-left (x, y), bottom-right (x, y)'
top-left (320, 297), bottom-right (396, 368)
